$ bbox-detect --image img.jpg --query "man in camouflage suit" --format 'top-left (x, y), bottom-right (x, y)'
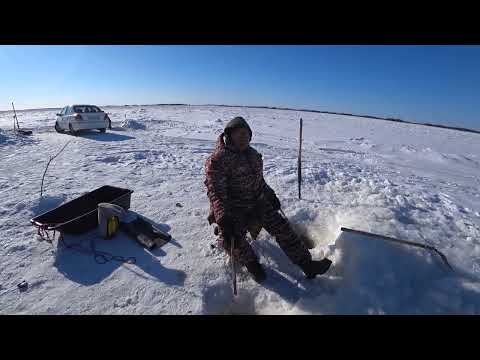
top-left (205, 116), bottom-right (332, 282)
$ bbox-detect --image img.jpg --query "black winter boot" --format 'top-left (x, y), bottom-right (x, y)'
top-left (300, 258), bottom-right (332, 279)
top-left (245, 260), bottom-right (267, 283)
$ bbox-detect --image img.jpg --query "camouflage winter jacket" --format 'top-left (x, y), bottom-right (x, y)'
top-left (205, 133), bottom-right (275, 225)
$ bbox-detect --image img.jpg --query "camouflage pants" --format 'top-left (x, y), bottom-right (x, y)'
top-left (217, 201), bottom-right (312, 267)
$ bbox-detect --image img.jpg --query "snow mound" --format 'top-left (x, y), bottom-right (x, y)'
top-left (120, 119), bottom-right (146, 130)
top-left (0, 129), bottom-right (6, 144)
top-left (282, 229), bottom-right (480, 315)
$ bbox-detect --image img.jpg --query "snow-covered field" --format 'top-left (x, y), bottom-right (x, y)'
top-left (1, 105), bottom-right (480, 314)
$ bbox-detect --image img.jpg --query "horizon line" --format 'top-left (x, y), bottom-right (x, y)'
top-left (1, 102), bottom-right (478, 133)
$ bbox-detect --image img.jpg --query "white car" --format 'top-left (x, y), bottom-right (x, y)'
top-left (55, 105), bottom-right (111, 135)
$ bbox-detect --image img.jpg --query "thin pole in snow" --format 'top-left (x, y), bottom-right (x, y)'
top-left (12, 102), bottom-right (20, 131)
top-left (298, 118), bottom-right (303, 200)
top-left (231, 235), bottom-right (237, 296)
top-left (40, 140), bottom-right (72, 199)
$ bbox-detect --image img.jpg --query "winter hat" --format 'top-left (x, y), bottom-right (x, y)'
top-left (224, 116), bottom-right (252, 140)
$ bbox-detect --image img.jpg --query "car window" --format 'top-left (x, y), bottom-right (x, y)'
top-left (60, 107), bottom-right (66, 115)
top-left (64, 106), bottom-right (70, 115)
top-left (74, 106), bottom-right (84, 113)
top-left (92, 106), bottom-right (101, 112)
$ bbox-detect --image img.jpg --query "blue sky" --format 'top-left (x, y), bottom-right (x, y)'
top-left (0, 45), bottom-right (479, 128)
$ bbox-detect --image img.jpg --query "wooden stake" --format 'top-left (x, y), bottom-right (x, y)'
top-left (298, 118), bottom-right (303, 200)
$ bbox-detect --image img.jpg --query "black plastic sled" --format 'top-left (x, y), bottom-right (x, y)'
top-left (31, 185), bottom-right (133, 234)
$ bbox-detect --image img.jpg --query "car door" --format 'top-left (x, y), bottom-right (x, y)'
top-left (62, 106), bottom-right (71, 128)
top-left (56, 107), bottom-right (66, 128)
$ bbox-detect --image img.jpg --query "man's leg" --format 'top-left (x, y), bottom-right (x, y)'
top-left (217, 211), bottom-right (267, 282)
top-left (217, 214), bottom-right (258, 266)
top-left (261, 202), bottom-right (332, 278)
top-left (261, 202), bottom-right (312, 267)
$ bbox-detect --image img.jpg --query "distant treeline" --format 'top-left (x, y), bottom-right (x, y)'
top-left (203, 104), bottom-right (480, 135)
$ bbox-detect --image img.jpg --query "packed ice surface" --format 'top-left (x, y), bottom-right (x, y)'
top-left (1, 105), bottom-right (479, 314)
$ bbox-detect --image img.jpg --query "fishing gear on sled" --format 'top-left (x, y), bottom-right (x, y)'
top-left (31, 186), bottom-right (172, 265)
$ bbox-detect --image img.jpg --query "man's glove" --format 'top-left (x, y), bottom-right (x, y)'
top-left (218, 216), bottom-right (236, 249)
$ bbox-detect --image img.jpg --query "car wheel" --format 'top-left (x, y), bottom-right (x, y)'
top-left (99, 128), bottom-right (106, 133)
top-left (69, 123), bottom-right (77, 136)
top-left (108, 119), bottom-right (112, 129)
top-left (54, 122), bottom-right (63, 133)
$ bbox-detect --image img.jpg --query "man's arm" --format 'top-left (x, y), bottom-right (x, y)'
top-left (261, 178), bottom-right (281, 211)
top-left (205, 153), bottom-right (230, 224)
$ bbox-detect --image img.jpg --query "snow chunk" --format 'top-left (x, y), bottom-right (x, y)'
top-left (120, 119), bottom-right (146, 130)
